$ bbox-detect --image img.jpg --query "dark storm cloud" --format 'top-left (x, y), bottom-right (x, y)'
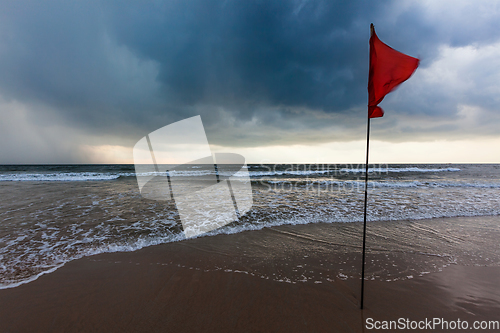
top-left (102, 0), bottom-right (380, 113)
top-left (101, 1), bottom-right (500, 120)
top-left (0, 0), bottom-right (500, 154)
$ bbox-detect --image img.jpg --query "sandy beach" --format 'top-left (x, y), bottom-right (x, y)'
top-left (1, 216), bottom-right (499, 332)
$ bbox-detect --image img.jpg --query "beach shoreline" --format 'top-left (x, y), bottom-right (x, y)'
top-left (1, 216), bottom-right (499, 332)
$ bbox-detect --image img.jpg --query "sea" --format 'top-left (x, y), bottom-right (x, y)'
top-left (1, 163), bottom-right (499, 288)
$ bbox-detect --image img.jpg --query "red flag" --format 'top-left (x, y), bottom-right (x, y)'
top-left (368, 24), bottom-right (419, 118)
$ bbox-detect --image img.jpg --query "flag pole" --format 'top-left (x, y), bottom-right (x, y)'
top-left (360, 115), bottom-right (370, 310)
top-left (360, 23), bottom-right (375, 310)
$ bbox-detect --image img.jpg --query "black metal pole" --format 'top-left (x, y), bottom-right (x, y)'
top-left (360, 115), bottom-right (370, 310)
top-left (361, 22), bottom-right (376, 311)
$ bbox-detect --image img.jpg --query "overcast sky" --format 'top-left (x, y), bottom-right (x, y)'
top-left (1, 0), bottom-right (499, 164)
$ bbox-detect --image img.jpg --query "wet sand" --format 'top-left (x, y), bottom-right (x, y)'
top-left (1, 217), bottom-right (499, 332)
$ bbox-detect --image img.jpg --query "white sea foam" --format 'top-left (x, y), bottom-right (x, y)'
top-left (0, 170), bottom-right (240, 181)
top-left (0, 232), bottom-right (186, 289)
top-left (0, 166), bottom-right (462, 182)
top-left (0, 172), bottom-right (123, 181)
top-left (246, 170), bottom-right (331, 177)
top-left (264, 179), bottom-right (500, 188)
top-left (340, 167), bottom-right (461, 173)
top-left (0, 264), bottom-right (66, 290)
top-left (243, 167), bottom-right (460, 177)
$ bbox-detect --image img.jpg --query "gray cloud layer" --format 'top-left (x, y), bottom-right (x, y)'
top-left (1, 0), bottom-right (500, 162)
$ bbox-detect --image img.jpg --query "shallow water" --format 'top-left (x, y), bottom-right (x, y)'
top-left (155, 216), bottom-right (500, 285)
